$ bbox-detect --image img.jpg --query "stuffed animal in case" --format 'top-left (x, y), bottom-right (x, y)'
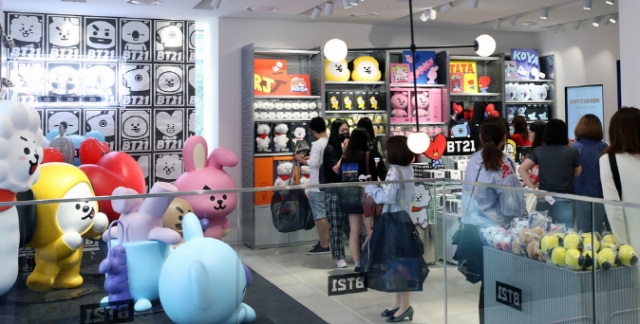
top-left (324, 59), bottom-right (350, 82)
top-left (274, 162), bottom-right (293, 187)
top-left (410, 185), bottom-right (431, 229)
top-left (273, 124), bottom-right (290, 152)
top-left (411, 92), bottom-right (429, 117)
top-left (255, 124), bottom-right (271, 153)
top-left (351, 56), bottom-right (382, 82)
top-left (390, 92), bottom-right (409, 117)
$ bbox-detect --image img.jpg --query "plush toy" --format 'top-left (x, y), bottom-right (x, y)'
top-left (583, 249), bottom-right (597, 270)
top-left (527, 240), bottom-right (545, 262)
top-left (511, 235), bottom-right (525, 255)
top-left (501, 234), bottom-right (512, 251)
top-left (324, 59), bottom-right (350, 82)
top-left (509, 218), bottom-right (529, 236)
top-left (351, 56), bottom-right (381, 82)
top-left (528, 212), bottom-right (551, 230)
top-left (540, 234), bottom-right (560, 254)
top-left (539, 112), bottom-right (548, 121)
top-left (479, 76), bottom-right (491, 93)
top-left (520, 227), bottom-right (543, 244)
top-left (565, 248), bottom-right (586, 271)
top-left (601, 234), bottom-right (617, 250)
top-left (274, 102), bottom-right (284, 110)
top-left (330, 96), bottom-right (340, 110)
top-left (549, 247), bottom-right (566, 267)
top-left (390, 92), bottom-right (409, 117)
top-left (27, 163), bottom-right (109, 292)
top-left (564, 233), bottom-right (584, 252)
top-left (255, 124), bottom-right (271, 153)
top-left (174, 136), bottom-right (239, 239)
top-left (597, 247), bottom-right (617, 270)
top-left (300, 165), bottom-right (311, 196)
top-left (410, 185), bottom-right (431, 229)
top-left (274, 162), bottom-right (294, 187)
top-left (481, 226), bottom-right (506, 247)
top-left (516, 106), bottom-right (527, 117)
top-left (300, 102), bottom-right (309, 110)
top-left (507, 106), bottom-right (516, 123)
top-left (411, 92), bottom-right (429, 117)
top-left (283, 102), bottom-right (292, 110)
top-left (619, 244), bottom-right (638, 267)
top-left (283, 112), bottom-right (292, 119)
top-left (370, 95), bottom-right (379, 110)
top-left (273, 124), bottom-right (290, 152)
top-left (582, 234), bottom-right (600, 251)
top-left (158, 213), bottom-right (256, 324)
top-left (162, 197), bottom-right (194, 245)
top-left (494, 233), bottom-right (505, 250)
top-left (292, 112), bottom-right (301, 119)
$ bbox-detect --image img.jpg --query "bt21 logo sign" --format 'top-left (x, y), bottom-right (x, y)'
top-left (120, 19), bottom-right (152, 62)
top-left (6, 13), bottom-right (45, 57)
top-left (155, 21), bottom-right (185, 62)
top-left (84, 17), bottom-right (118, 59)
top-left (47, 16), bottom-right (82, 57)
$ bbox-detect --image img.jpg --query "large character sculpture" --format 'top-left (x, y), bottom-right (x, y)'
top-left (0, 101), bottom-right (43, 296)
top-left (159, 212), bottom-right (256, 324)
top-left (101, 182), bottom-right (181, 312)
top-left (27, 163), bottom-right (109, 292)
top-left (174, 136), bottom-right (238, 239)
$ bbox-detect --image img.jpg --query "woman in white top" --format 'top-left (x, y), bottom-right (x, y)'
top-left (365, 136), bottom-right (417, 323)
top-left (599, 107), bottom-right (640, 250)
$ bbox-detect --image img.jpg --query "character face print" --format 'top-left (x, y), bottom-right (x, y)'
top-left (162, 198), bottom-right (192, 234)
top-left (158, 71), bottom-right (182, 93)
top-left (86, 21), bottom-right (116, 49)
top-left (86, 111), bottom-right (116, 137)
top-left (49, 17), bottom-right (80, 47)
top-left (12, 132), bottom-right (42, 179)
top-left (156, 24), bottom-right (183, 48)
top-left (84, 65), bottom-right (116, 89)
top-left (48, 111), bottom-right (79, 135)
top-left (10, 15), bottom-right (43, 43)
top-left (56, 182), bottom-right (99, 233)
top-left (122, 21), bottom-right (150, 44)
top-left (156, 111), bottom-right (183, 136)
top-left (356, 61), bottom-right (377, 77)
top-left (49, 66), bottom-right (80, 95)
top-left (123, 65), bottom-right (150, 92)
top-left (122, 113), bottom-right (149, 138)
top-left (155, 154), bottom-right (182, 180)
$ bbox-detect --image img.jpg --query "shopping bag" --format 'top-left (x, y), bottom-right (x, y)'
top-left (270, 162), bottom-right (315, 233)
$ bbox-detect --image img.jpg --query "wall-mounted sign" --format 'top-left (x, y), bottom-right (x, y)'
top-left (47, 15), bottom-right (82, 58)
top-left (6, 13), bottom-right (45, 57)
top-left (154, 20), bottom-right (185, 62)
top-left (84, 17), bottom-right (118, 59)
top-left (154, 64), bottom-right (184, 106)
top-left (120, 109), bottom-right (152, 152)
top-left (154, 108), bottom-right (184, 151)
top-left (121, 63), bottom-right (152, 106)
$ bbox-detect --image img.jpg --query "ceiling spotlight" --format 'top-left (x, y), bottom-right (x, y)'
top-left (350, 0), bottom-right (358, 6)
top-left (592, 16), bottom-right (602, 27)
top-left (420, 10), bottom-right (429, 22)
top-left (342, 0), bottom-right (351, 9)
top-left (440, 2), bottom-right (453, 13)
top-left (311, 6), bottom-right (322, 20)
top-left (606, 0), bottom-right (615, 5)
top-left (494, 19), bottom-right (501, 29)
top-left (609, 13), bottom-right (618, 23)
top-left (540, 7), bottom-right (549, 20)
top-left (573, 20), bottom-right (582, 30)
top-left (583, 0), bottom-right (592, 10)
top-left (429, 8), bottom-right (437, 20)
top-left (324, 1), bottom-right (334, 15)
top-left (469, 0), bottom-right (479, 9)
top-left (193, 0), bottom-right (217, 10)
top-left (509, 14), bottom-right (519, 25)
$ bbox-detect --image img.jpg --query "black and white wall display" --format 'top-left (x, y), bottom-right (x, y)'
top-left (120, 109), bottom-right (152, 152)
top-left (35, 109), bottom-right (44, 132)
top-left (83, 62), bottom-right (118, 103)
top-left (46, 109), bottom-right (81, 135)
top-left (84, 17), bottom-right (118, 59)
top-left (154, 64), bottom-right (184, 106)
top-left (8, 62), bottom-right (46, 102)
top-left (85, 109), bottom-right (118, 151)
top-left (121, 63), bottom-right (152, 106)
top-left (6, 13), bottom-right (45, 57)
top-left (187, 64), bottom-right (196, 106)
top-left (154, 20), bottom-right (184, 62)
top-left (120, 18), bottom-right (152, 62)
top-left (47, 62), bottom-right (81, 98)
top-left (186, 108), bottom-right (195, 137)
top-left (47, 15), bottom-right (82, 58)
top-left (153, 153), bottom-right (183, 183)
top-left (130, 153), bottom-right (151, 191)
top-left (154, 108), bottom-right (184, 151)
top-left (187, 21), bottom-right (196, 62)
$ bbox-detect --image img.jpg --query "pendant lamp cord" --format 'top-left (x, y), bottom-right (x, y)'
top-left (408, 0), bottom-right (420, 132)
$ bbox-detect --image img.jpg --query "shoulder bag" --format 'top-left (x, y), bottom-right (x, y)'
top-left (270, 162), bottom-right (316, 233)
top-left (363, 151), bottom-right (382, 218)
top-left (608, 153), bottom-right (630, 242)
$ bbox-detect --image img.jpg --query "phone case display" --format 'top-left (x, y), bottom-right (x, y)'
top-left (390, 88), bottom-right (411, 123)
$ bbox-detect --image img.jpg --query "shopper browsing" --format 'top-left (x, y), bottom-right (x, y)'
top-left (527, 121), bottom-right (547, 187)
top-left (294, 117), bottom-right (331, 255)
top-left (573, 114), bottom-right (609, 232)
top-left (511, 116), bottom-right (532, 147)
top-left (599, 107), bottom-right (640, 251)
top-left (357, 117), bottom-right (388, 180)
top-left (364, 136), bottom-right (417, 323)
top-left (518, 119), bottom-right (581, 228)
top-left (322, 119), bottom-right (351, 268)
top-left (454, 118), bottom-right (525, 324)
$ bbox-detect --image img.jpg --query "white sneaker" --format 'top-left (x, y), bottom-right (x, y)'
top-left (336, 260), bottom-right (348, 268)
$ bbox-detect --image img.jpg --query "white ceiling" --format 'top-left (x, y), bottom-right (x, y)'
top-left (3, 0), bottom-right (619, 32)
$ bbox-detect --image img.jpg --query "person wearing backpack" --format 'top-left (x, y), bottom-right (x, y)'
top-left (295, 117), bottom-right (330, 255)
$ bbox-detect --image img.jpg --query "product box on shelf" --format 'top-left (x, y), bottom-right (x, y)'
top-left (390, 88), bottom-right (411, 123)
top-left (390, 63), bottom-right (410, 84)
top-left (327, 91), bottom-right (342, 111)
top-left (411, 88), bottom-right (445, 123)
top-left (354, 91), bottom-right (368, 110)
top-left (254, 122), bottom-right (273, 153)
top-left (367, 91), bottom-right (382, 111)
top-left (272, 122), bottom-right (292, 153)
top-left (449, 60), bottom-right (478, 93)
top-left (290, 122), bottom-right (310, 152)
top-left (342, 91), bottom-right (355, 111)
top-left (510, 48), bottom-right (540, 80)
top-left (402, 50), bottom-right (437, 84)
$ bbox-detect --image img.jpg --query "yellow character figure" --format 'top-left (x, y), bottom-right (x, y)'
top-left (357, 96), bottom-right (366, 110)
top-left (344, 96), bottom-right (352, 110)
top-left (26, 163), bottom-right (109, 292)
top-left (351, 56), bottom-right (382, 82)
top-left (330, 96), bottom-right (339, 110)
top-left (162, 198), bottom-right (193, 248)
top-left (370, 96), bottom-right (378, 110)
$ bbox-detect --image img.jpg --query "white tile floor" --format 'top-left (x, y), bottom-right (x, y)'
top-left (238, 244), bottom-right (482, 324)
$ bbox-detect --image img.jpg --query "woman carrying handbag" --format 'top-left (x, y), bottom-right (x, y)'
top-left (363, 136), bottom-right (427, 323)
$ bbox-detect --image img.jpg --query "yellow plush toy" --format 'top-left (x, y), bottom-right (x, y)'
top-left (26, 163), bottom-right (109, 292)
top-left (343, 96), bottom-right (353, 110)
top-left (351, 56), bottom-right (382, 82)
top-left (324, 59), bottom-right (350, 82)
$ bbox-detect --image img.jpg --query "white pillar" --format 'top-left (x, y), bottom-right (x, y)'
top-left (198, 18), bottom-right (219, 153)
top-left (619, 1), bottom-right (640, 107)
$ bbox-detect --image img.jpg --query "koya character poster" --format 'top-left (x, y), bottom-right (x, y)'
top-left (154, 20), bottom-right (185, 62)
top-left (46, 109), bottom-right (81, 135)
top-left (187, 64), bottom-right (196, 106)
top-left (511, 48), bottom-right (540, 80)
top-left (83, 17), bottom-right (118, 59)
top-left (84, 109), bottom-right (118, 151)
top-left (154, 108), bottom-right (185, 151)
top-left (153, 153), bottom-right (183, 183)
top-left (121, 63), bottom-right (152, 106)
top-left (6, 13), bottom-right (45, 57)
top-left (120, 109), bottom-right (152, 152)
top-left (46, 15), bottom-right (82, 58)
top-left (154, 64), bottom-right (185, 106)
top-left (120, 18), bottom-right (152, 62)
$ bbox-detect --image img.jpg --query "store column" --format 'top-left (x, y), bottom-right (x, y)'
top-left (198, 18), bottom-right (219, 151)
top-left (619, 1), bottom-right (640, 108)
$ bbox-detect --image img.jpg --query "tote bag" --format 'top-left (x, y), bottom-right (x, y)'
top-left (271, 162), bottom-right (316, 233)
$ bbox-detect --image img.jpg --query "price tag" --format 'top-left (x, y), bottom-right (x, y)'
top-left (545, 195), bottom-right (556, 206)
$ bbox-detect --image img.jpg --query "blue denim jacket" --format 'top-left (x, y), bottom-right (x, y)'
top-left (573, 138), bottom-right (608, 198)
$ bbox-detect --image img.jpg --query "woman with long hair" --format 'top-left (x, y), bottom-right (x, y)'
top-left (573, 114), bottom-right (609, 232)
top-left (340, 127), bottom-right (377, 272)
top-left (357, 117), bottom-right (387, 180)
top-left (511, 116), bottom-right (531, 146)
top-left (454, 118), bottom-right (525, 324)
top-left (526, 121), bottom-right (546, 188)
top-left (600, 107), bottom-right (640, 251)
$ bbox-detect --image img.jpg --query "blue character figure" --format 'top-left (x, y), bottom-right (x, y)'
top-left (432, 158), bottom-right (444, 169)
top-left (159, 213), bottom-right (256, 324)
top-left (450, 122), bottom-right (471, 138)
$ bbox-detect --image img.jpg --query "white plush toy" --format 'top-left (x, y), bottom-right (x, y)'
top-left (255, 124), bottom-right (271, 152)
top-left (274, 162), bottom-right (294, 187)
top-left (293, 127), bottom-right (306, 144)
top-left (273, 124), bottom-right (289, 152)
top-left (267, 112), bottom-right (276, 120)
top-left (284, 102), bottom-right (292, 110)
top-left (265, 101), bottom-right (275, 110)
top-left (292, 112), bottom-right (301, 119)
top-left (411, 185), bottom-right (432, 229)
top-left (301, 112), bottom-right (310, 119)
top-left (300, 165), bottom-right (311, 195)
top-left (292, 102), bottom-right (301, 110)
top-left (259, 112), bottom-right (268, 120)
top-left (276, 112), bottom-right (285, 119)
top-left (253, 112), bottom-right (260, 120)
top-left (284, 112), bottom-right (293, 119)
top-left (309, 112), bottom-right (318, 118)
top-left (309, 102), bottom-right (317, 109)
top-left (275, 102), bottom-right (284, 110)
top-left (300, 102), bottom-right (309, 110)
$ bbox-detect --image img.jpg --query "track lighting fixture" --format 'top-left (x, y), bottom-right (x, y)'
top-left (606, 0), bottom-right (615, 5)
top-left (440, 2), bottom-right (453, 13)
top-left (494, 19), bottom-right (501, 29)
top-left (469, 0), bottom-right (479, 9)
top-left (573, 20), bottom-right (582, 30)
top-left (324, 1), bottom-right (334, 15)
top-left (583, 0), bottom-right (592, 10)
top-left (342, 0), bottom-right (351, 9)
top-left (592, 16), bottom-right (602, 27)
top-left (509, 14), bottom-right (519, 25)
top-left (420, 10), bottom-right (429, 22)
top-left (311, 6), bottom-right (322, 20)
top-left (609, 13), bottom-right (618, 23)
top-left (429, 8), bottom-right (437, 20)
top-left (540, 7), bottom-right (549, 20)
top-left (349, 0), bottom-right (358, 6)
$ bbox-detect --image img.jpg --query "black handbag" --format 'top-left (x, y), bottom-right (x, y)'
top-left (270, 162), bottom-right (315, 233)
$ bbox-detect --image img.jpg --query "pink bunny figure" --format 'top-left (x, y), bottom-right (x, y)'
top-left (174, 136), bottom-right (238, 239)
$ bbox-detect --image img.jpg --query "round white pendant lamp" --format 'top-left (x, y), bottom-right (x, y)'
top-left (475, 34), bottom-right (496, 57)
top-left (323, 39), bottom-right (348, 62)
top-left (407, 132), bottom-right (431, 154)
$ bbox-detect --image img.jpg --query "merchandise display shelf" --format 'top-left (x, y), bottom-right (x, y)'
top-left (254, 95), bottom-right (322, 99)
top-left (254, 119), bottom-right (317, 122)
top-left (450, 92), bottom-right (502, 97)
top-left (325, 81), bottom-right (386, 85)
top-left (254, 152), bottom-right (295, 157)
top-left (390, 122), bottom-right (448, 126)
top-left (450, 55), bottom-right (501, 61)
top-left (389, 83), bottom-right (446, 88)
top-left (505, 79), bottom-right (553, 83)
top-left (506, 100), bottom-right (554, 104)
top-left (324, 110), bottom-right (384, 114)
